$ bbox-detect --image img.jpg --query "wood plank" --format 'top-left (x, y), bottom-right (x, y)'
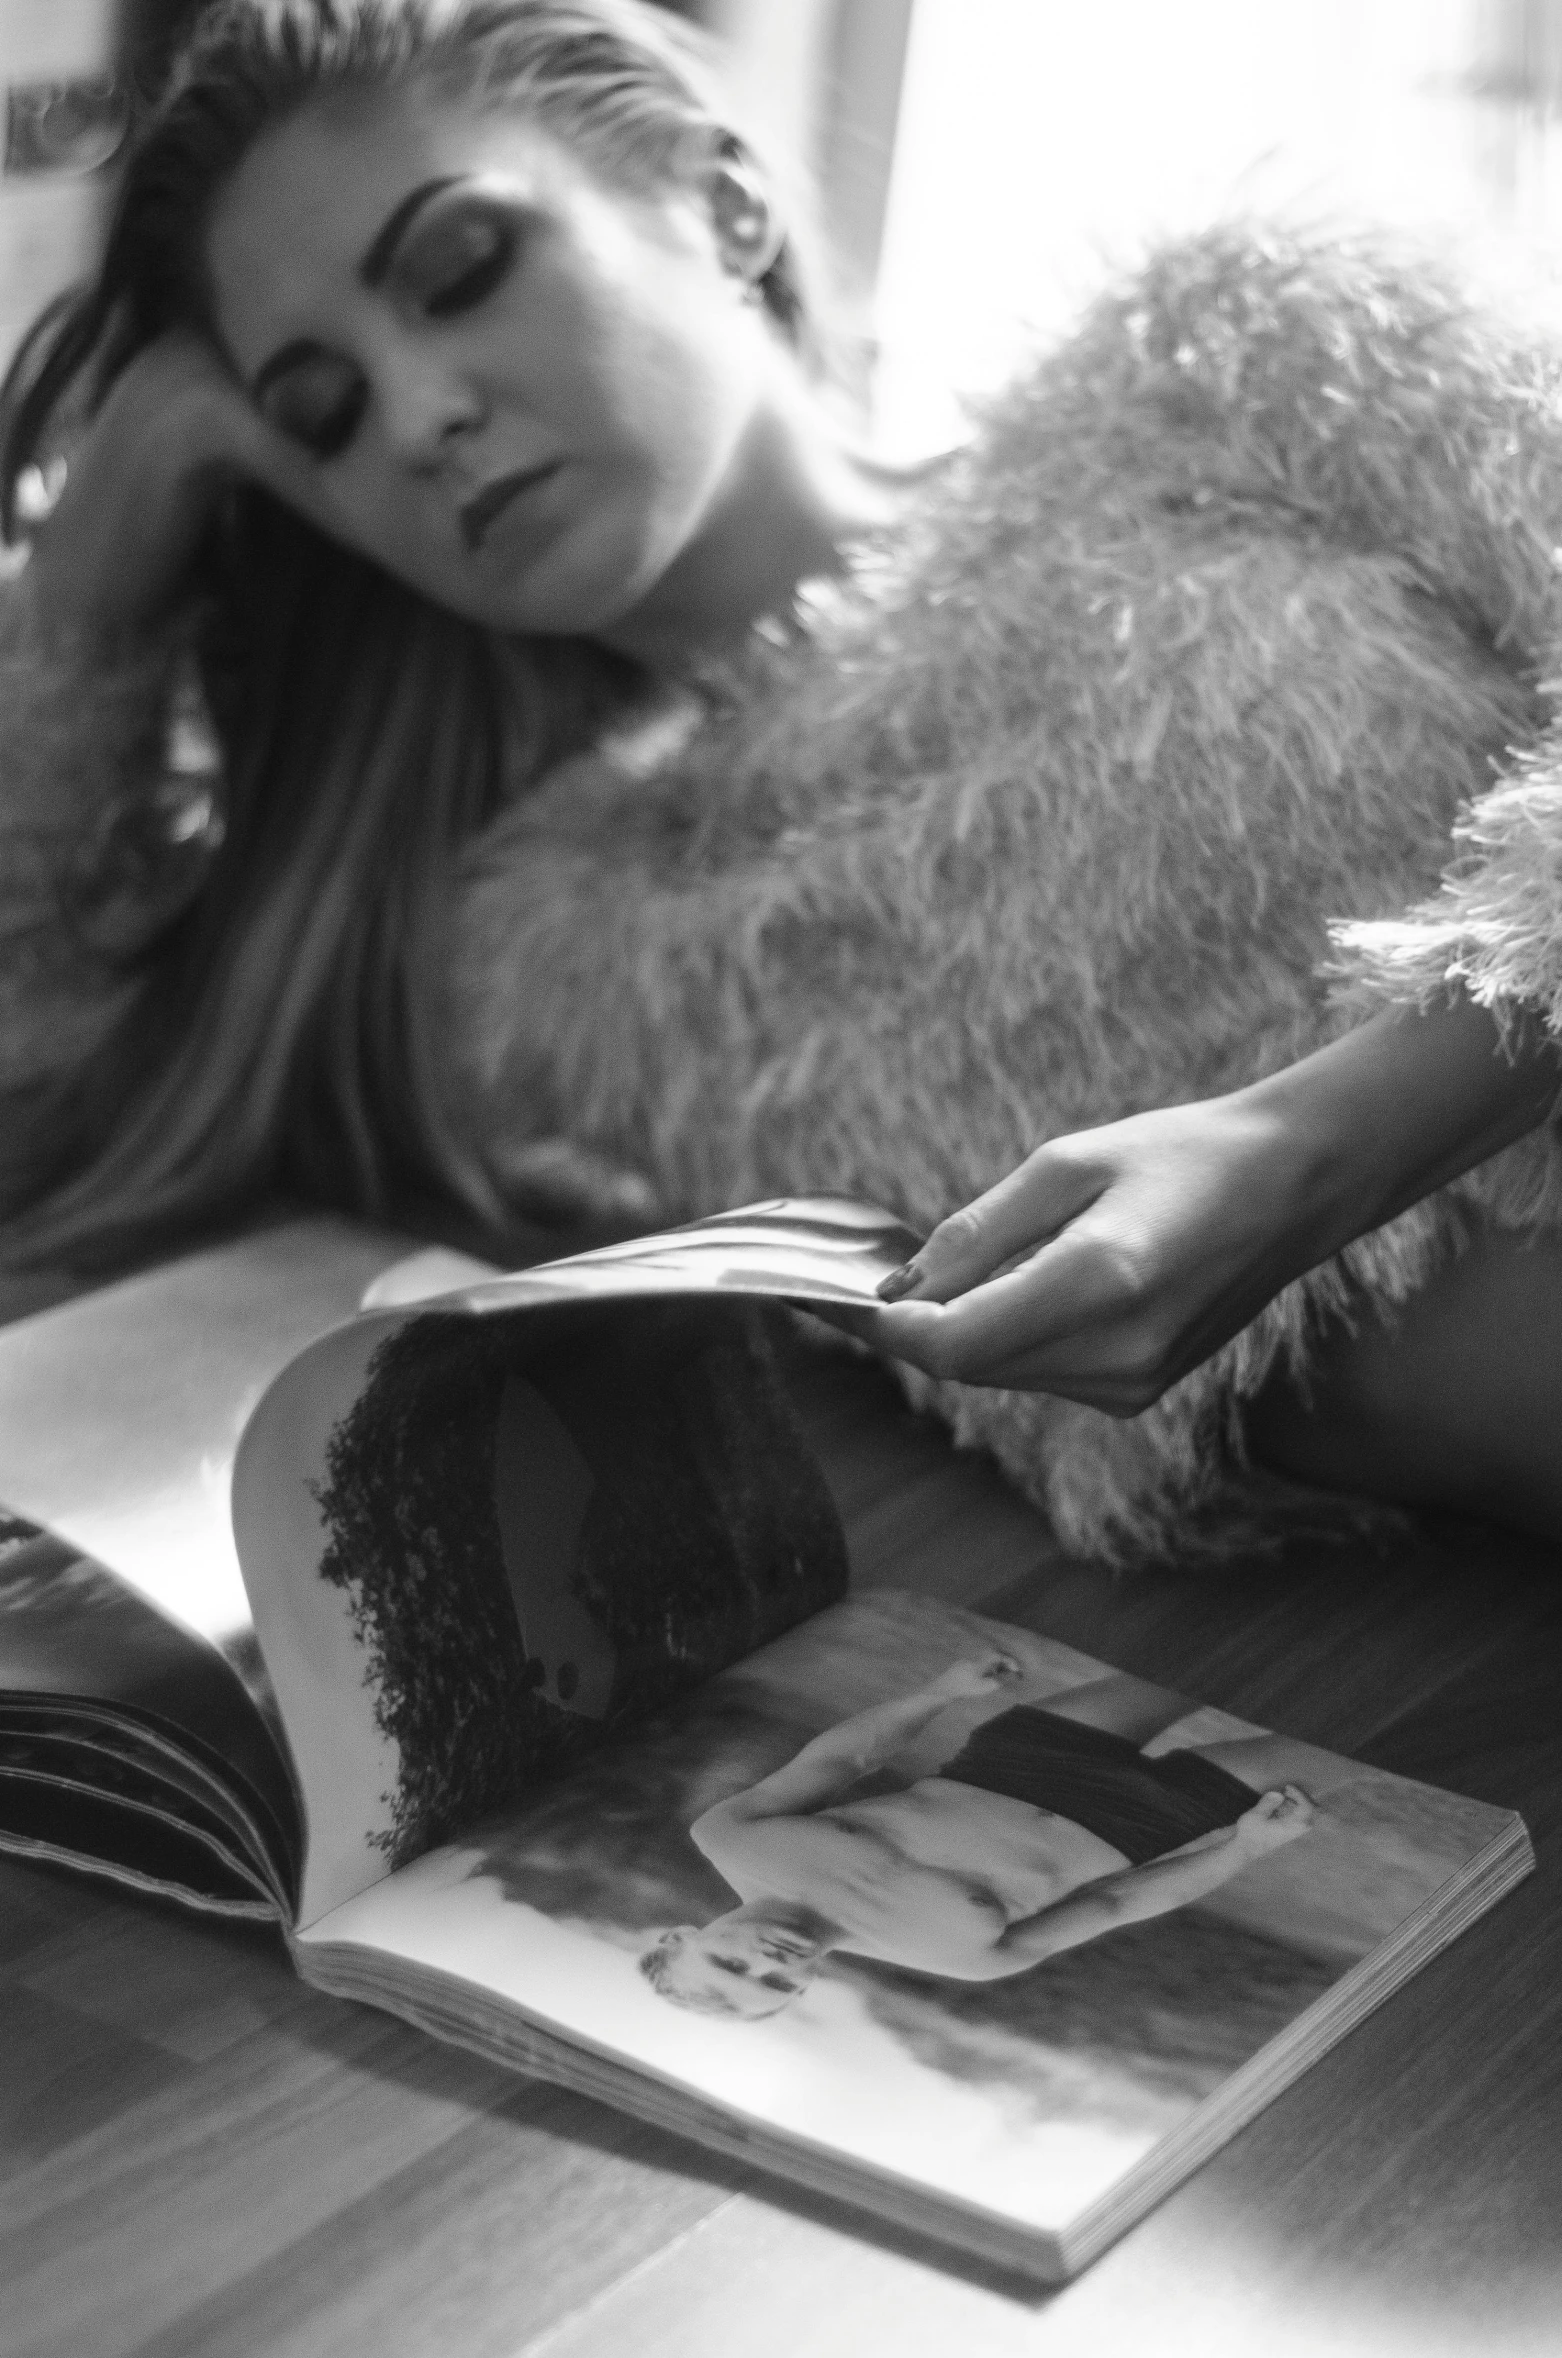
top-left (0, 1981), bottom-right (196, 2174)
top-left (0, 1879), bottom-right (740, 2358)
top-left (0, 1843), bottom-right (96, 1963)
top-left (2, 1995), bottom-right (506, 2350)
top-left (126, 2095), bottom-right (744, 2358)
top-left (2, 1300), bottom-right (1559, 2356)
top-left (12, 1902), bottom-right (313, 2067)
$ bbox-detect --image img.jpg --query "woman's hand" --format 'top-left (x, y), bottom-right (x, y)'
top-left (841, 1000), bottom-right (1562, 1414)
top-left (860, 1093), bottom-right (1325, 1414)
top-left (928, 1650), bottom-right (1026, 1702)
top-left (23, 328), bottom-right (320, 645)
top-left (1231, 1785), bottom-right (1316, 1854)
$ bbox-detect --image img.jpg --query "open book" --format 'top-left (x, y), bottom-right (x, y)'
top-left (0, 1202), bottom-right (1533, 2284)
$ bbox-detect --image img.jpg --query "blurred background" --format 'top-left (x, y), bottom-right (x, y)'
top-left (7, 1), bottom-right (1562, 452)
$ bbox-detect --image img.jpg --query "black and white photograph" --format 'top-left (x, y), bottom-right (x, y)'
top-left (302, 1590), bottom-right (1515, 2251)
top-left (1, 2), bottom-right (1560, 2352)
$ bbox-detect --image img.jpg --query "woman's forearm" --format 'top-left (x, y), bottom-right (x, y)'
top-left (1243, 995), bottom-right (1562, 1271)
top-left (704, 1677), bottom-right (975, 1827)
top-left (861, 988), bottom-right (1562, 1412)
top-left (1087, 1825), bottom-right (1254, 1917)
top-left (999, 1825), bottom-right (1252, 1963)
top-left (20, 329), bottom-right (319, 653)
top-left (784, 1681), bottom-right (966, 1779)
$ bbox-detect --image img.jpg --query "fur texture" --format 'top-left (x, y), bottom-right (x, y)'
top-left (443, 228), bottom-right (1562, 1560)
top-left (1335, 768), bottom-right (1562, 1047)
top-left (6, 228), bottom-right (1562, 1560)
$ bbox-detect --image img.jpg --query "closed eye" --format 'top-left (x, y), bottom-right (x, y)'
top-left (254, 342), bottom-right (368, 461)
top-left (393, 196), bottom-right (519, 320)
top-left (426, 235), bottom-right (514, 319)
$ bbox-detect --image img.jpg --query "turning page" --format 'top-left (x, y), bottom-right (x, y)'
top-left (232, 1198), bottom-right (917, 1927)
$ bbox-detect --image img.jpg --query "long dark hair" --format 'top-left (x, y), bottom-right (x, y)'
top-left (0, 0), bottom-right (824, 1265)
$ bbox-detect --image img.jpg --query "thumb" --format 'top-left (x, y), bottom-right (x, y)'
top-left (877, 1144), bottom-right (1105, 1305)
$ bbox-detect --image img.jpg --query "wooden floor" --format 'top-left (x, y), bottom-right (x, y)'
top-left (3, 1333), bottom-right (1561, 2358)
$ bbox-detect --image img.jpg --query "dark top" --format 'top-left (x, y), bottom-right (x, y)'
top-left (939, 1704), bottom-right (1255, 1866)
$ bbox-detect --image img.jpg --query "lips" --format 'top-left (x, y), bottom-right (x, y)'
top-left (460, 462), bottom-right (561, 551)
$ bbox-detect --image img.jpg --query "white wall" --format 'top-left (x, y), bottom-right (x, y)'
top-left (703, 0), bottom-right (840, 165)
top-left (703, 0), bottom-right (913, 395)
top-left (872, 0), bottom-right (1562, 454)
top-left (0, 0), bottom-right (118, 372)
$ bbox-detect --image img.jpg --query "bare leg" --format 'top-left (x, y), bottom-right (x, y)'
top-left (1247, 1229), bottom-right (1562, 1544)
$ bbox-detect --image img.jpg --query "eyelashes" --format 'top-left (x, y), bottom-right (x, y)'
top-left (255, 198), bottom-right (520, 461)
top-left (420, 218), bottom-right (517, 318)
top-left (401, 199), bottom-right (519, 319)
top-left (257, 349), bottom-right (369, 460)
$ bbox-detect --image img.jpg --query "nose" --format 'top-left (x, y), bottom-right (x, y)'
top-left (378, 351), bottom-right (486, 475)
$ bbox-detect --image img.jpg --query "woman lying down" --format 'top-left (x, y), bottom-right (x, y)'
top-left (643, 1649), bottom-right (1322, 2016)
top-left (2, 0), bottom-right (1558, 1563)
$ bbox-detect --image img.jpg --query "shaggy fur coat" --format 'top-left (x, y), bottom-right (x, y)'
top-left (5, 229), bottom-right (1562, 1560)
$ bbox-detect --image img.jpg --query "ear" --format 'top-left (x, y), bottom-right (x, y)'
top-left (706, 135), bottom-right (786, 291)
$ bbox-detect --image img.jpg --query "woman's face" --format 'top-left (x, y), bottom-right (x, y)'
top-left (654, 1919), bottom-right (817, 2019)
top-left (205, 80), bottom-right (781, 636)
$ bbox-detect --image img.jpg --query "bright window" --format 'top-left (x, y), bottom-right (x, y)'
top-left (872, 0), bottom-right (1562, 452)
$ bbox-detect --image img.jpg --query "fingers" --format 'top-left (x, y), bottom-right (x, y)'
top-left (938, 1650), bottom-right (1026, 1697)
top-left (880, 1226), bottom-right (1125, 1363)
top-left (1250, 1785), bottom-right (1316, 1834)
top-left (869, 1219), bottom-right (1184, 1409)
top-left (877, 1144), bottom-right (1106, 1307)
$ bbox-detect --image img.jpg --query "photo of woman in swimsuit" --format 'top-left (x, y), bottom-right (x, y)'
top-left (642, 1651), bottom-right (1320, 2015)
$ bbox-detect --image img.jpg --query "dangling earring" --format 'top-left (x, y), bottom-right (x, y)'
top-left (724, 201), bottom-right (771, 260)
top-left (709, 143), bottom-right (782, 301)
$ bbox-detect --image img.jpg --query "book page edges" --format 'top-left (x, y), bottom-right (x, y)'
top-left (0, 1822), bottom-right (281, 1919)
top-left (289, 1925), bottom-right (1068, 2285)
top-left (289, 1813), bottom-right (1530, 2286)
top-left (1057, 1811), bottom-right (1534, 2273)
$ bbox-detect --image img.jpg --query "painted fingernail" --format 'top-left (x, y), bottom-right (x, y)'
top-left (877, 1262), bottom-right (923, 1302)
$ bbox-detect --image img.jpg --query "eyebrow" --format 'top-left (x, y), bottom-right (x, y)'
top-left (359, 174), bottom-right (464, 287)
top-left (248, 178), bottom-right (466, 398)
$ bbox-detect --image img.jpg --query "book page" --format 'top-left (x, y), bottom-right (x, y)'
top-left (237, 1200), bottom-right (915, 1928)
top-left (296, 1591), bottom-right (1523, 2252)
top-left (0, 1218), bottom-right (415, 1910)
top-left (0, 1217), bottom-right (411, 1661)
top-left (0, 1508), bottom-right (298, 1903)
